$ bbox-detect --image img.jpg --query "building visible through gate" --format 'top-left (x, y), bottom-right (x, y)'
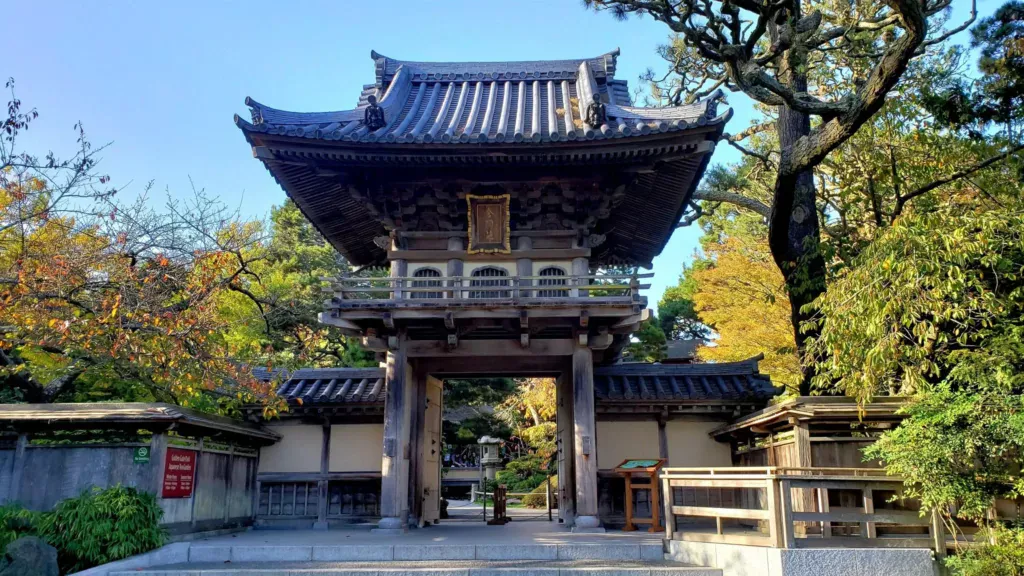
top-left (236, 49), bottom-right (779, 532)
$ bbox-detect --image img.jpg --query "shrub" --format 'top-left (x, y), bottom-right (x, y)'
top-left (0, 503), bottom-right (42, 550)
top-left (521, 475), bottom-right (557, 508)
top-left (38, 485), bottom-right (165, 574)
top-left (946, 526), bottom-right (1024, 576)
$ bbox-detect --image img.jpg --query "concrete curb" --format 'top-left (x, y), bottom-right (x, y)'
top-left (69, 542), bottom-right (191, 576)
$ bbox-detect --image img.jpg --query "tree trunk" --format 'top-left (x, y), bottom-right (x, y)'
top-left (768, 13), bottom-right (827, 397)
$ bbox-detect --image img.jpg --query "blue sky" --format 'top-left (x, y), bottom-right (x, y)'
top-left (2, 0), bottom-right (991, 313)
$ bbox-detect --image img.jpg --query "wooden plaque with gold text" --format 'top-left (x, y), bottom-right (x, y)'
top-left (466, 194), bottom-right (511, 254)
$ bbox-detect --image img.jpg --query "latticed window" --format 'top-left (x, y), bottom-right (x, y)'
top-left (469, 267), bottom-right (510, 299)
top-left (537, 266), bottom-right (568, 298)
top-left (410, 268), bottom-right (443, 299)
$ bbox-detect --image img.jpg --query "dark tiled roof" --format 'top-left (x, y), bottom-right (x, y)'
top-left (594, 358), bottom-right (778, 403)
top-left (236, 49), bottom-right (728, 145)
top-left (254, 367), bottom-right (386, 404)
top-left (255, 358), bottom-right (777, 408)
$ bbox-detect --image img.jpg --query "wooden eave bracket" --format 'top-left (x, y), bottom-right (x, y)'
top-left (588, 328), bottom-right (613, 350)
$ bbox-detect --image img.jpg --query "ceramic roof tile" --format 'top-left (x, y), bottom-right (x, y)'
top-left (237, 50), bottom-right (729, 146)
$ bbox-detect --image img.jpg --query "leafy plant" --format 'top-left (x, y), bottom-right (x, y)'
top-left (37, 485), bottom-right (165, 574)
top-left (0, 503), bottom-right (42, 551)
top-left (521, 475), bottom-right (558, 509)
top-left (946, 526), bottom-right (1024, 576)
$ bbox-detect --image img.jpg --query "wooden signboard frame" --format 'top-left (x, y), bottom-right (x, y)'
top-left (613, 458), bottom-right (667, 533)
top-left (466, 194), bottom-right (511, 254)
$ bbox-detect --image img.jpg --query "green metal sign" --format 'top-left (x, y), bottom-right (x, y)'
top-left (133, 446), bottom-right (151, 464)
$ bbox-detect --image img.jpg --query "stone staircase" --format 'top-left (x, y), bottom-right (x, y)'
top-left (111, 541), bottom-right (722, 576)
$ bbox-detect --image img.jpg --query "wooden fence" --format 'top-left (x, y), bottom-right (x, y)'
top-left (661, 467), bottom-right (946, 557)
top-left (0, 434), bottom-right (259, 536)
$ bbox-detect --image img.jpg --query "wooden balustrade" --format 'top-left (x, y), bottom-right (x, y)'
top-left (660, 467), bottom-right (946, 557)
top-left (325, 273), bottom-right (652, 304)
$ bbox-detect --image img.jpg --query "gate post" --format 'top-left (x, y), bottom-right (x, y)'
top-left (376, 333), bottom-right (412, 533)
top-left (571, 343), bottom-right (603, 532)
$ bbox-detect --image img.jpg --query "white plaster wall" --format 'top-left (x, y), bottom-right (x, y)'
top-left (531, 260), bottom-right (572, 276)
top-left (665, 420), bottom-right (733, 467)
top-left (258, 423), bottom-right (321, 473)
top-left (329, 424), bottom-right (384, 472)
top-left (666, 540), bottom-right (938, 576)
top-left (596, 420), bottom-right (660, 469)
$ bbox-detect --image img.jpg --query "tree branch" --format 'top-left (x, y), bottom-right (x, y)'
top-left (690, 189), bottom-right (771, 219)
top-left (893, 142), bottom-right (1024, 218)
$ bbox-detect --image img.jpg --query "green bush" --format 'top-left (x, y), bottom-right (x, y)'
top-left (37, 485), bottom-right (166, 574)
top-left (946, 526), bottom-right (1024, 576)
top-left (521, 475), bottom-right (557, 508)
top-left (496, 454), bottom-right (552, 493)
top-left (0, 503), bottom-right (43, 550)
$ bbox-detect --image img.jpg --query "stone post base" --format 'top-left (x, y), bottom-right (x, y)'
top-left (571, 515), bottom-right (605, 533)
top-left (371, 516), bottom-right (407, 534)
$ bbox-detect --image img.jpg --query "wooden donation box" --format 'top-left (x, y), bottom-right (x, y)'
top-left (614, 458), bottom-right (667, 532)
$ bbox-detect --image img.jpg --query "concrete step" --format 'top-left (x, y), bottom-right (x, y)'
top-left (113, 559), bottom-right (722, 576)
top-left (183, 543), bottom-right (668, 563)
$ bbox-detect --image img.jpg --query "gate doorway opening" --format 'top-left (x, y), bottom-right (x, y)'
top-left (416, 374), bottom-right (570, 527)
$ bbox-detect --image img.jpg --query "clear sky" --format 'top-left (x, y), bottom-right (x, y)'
top-left (1, 0), bottom-right (990, 314)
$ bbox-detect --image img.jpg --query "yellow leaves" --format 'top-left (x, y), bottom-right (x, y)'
top-left (692, 235), bottom-right (801, 390)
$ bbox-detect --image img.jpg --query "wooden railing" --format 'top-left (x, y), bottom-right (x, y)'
top-left (661, 467), bottom-right (945, 557)
top-left (325, 273), bottom-right (652, 305)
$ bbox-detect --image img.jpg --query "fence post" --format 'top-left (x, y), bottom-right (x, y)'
top-left (662, 474), bottom-right (673, 540)
top-left (546, 476), bottom-right (553, 521)
top-left (765, 476), bottom-right (783, 548)
top-left (779, 479), bottom-right (795, 549)
top-left (931, 509), bottom-right (947, 559)
top-left (190, 437), bottom-right (204, 529)
top-left (8, 433), bottom-right (28, 504)
top-left (862, 488), bottom-right (876, 539)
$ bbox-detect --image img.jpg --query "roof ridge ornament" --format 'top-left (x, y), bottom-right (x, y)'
top-left (364, 94), bottom-right (386, 131)
top-left (585, 94), bottom-right (607, 129)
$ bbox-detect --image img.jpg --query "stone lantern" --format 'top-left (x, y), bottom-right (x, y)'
top-left (478, 436), bottom-right (503, 481)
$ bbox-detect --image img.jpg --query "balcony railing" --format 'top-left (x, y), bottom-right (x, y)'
top-left (325, 273), bottom-right (652, 307)
top-left (660, 467), bottom-right (948, 557)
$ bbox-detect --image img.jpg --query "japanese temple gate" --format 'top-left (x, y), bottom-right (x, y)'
top-left (237, 50), bottom-right (778, 532)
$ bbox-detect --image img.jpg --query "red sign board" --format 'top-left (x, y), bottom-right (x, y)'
top-left (161, 447), bottom-right (196, 498)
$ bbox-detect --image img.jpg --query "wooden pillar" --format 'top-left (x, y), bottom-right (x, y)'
top-left (314, 420), bottom-right (330, 530)
top-left (791, 419), bottom-right (816, 535)
top-left (516, 236), bottom-right (532, 299)
top-left (446, 236), bottom-right (463, 299)
top-left (657, 414), bottom-right (669, 460)
top-left (409, 363), bottom-right (426, 526)
top-left (570, 256), bottom-right (588, 297)
top-left (376, 335), bottom-right (411, 533)
top-left (391, 250), bottom-right (407, 301)
top-left (571, 344), bottom-right (602, 531)
top-left (8, 433), bottom-right (28, 503)
top-left (556, 370), bottom-right (576, 524)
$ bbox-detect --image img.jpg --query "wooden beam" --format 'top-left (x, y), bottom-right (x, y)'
top-left (317, 313), bottom-right (362, 334)
top-left (388, 248), bottom-right (590, 261)
top-left (407, 338), bottom-right (574, 358)
top-left (611, 309), bottom-right (650, 329)
top-left (362, 336), bottom-right (388, 352)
